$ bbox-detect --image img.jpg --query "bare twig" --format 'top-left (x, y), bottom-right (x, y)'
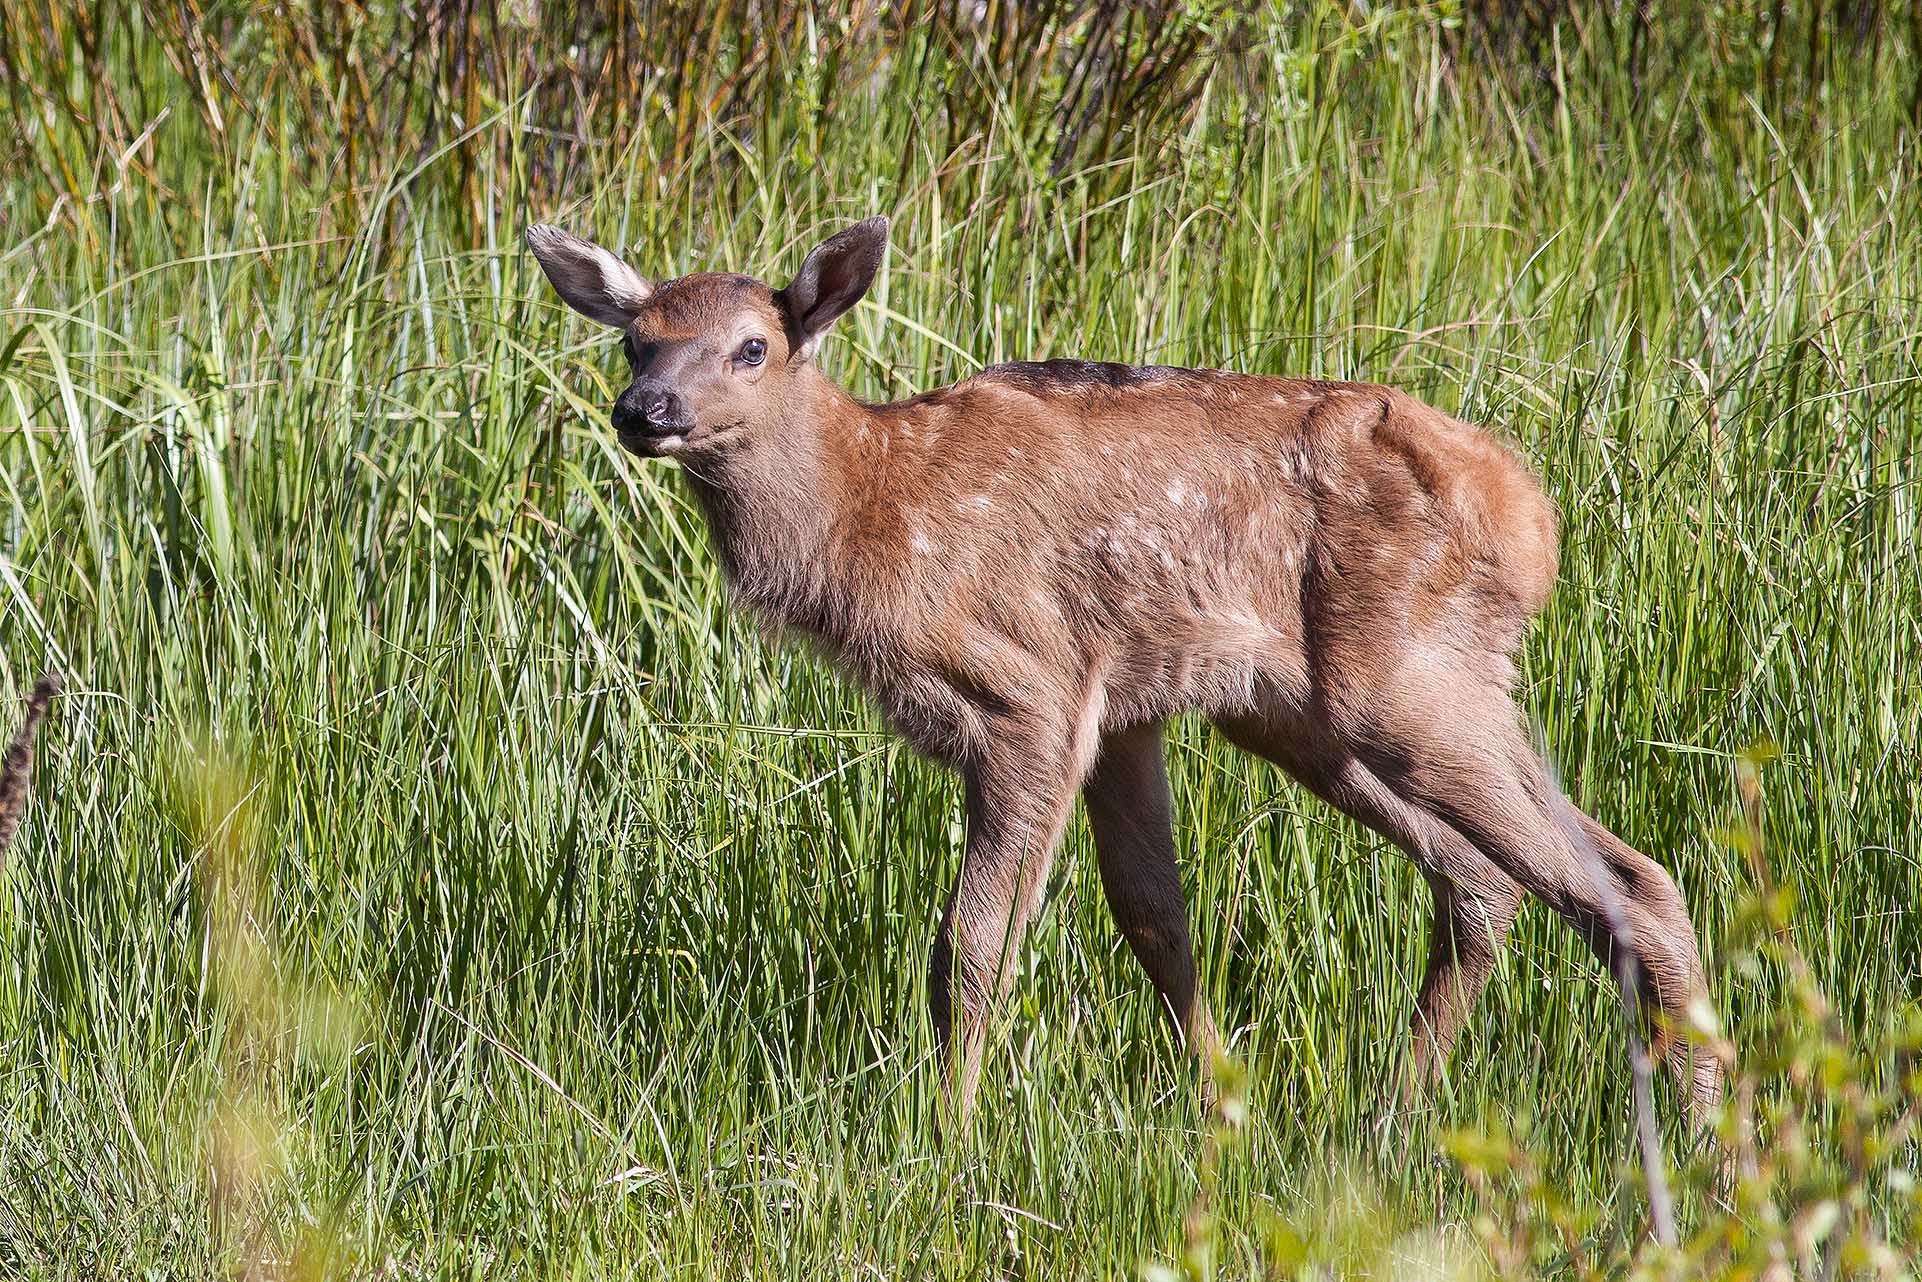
top-left (1583, 822), bottom-right (1681, 1248)
top-left (1543, 749), bottom-right (1679, 1248)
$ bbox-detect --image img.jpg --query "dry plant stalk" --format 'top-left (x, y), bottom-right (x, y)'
top-left (0, 672), bottom-right (57, 869)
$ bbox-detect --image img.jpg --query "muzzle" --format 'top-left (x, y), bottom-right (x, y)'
top-left (611, 376), bottom-right (693, 441)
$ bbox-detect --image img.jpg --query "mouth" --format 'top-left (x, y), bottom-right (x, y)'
top-left (616, 423), bottom-right (693, 457)
top-left (616, 420), bottom-right (746, 458)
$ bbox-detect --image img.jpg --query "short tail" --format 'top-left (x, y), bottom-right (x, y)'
top-left (0, 673), bottom-right (58, 867)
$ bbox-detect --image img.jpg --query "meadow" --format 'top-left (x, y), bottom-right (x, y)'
top-left (0, 3), bottom-right (1918, 1277)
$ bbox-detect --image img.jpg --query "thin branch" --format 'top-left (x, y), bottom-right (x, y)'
top-left (1546, 756), bottom-right (1679, 1248)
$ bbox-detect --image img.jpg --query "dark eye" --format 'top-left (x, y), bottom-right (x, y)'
top-left (736, 338), bottom-right (767, 367)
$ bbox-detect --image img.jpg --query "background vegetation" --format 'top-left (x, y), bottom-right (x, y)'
top-left (1, 1), bottom-right (1918, 1276)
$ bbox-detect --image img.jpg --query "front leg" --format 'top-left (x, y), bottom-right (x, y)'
top-left (1083, 722), bottom-right (1221, 1059)
top-left (928, 719), bottom-right (1087, 1123)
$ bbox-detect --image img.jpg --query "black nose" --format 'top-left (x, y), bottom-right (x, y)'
top-left (612, 378), bottom-right (687, 434)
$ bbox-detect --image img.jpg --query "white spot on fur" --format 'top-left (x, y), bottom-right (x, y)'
top-left (911, 530), bottom-right (937, 554)
top-left (1073, 683), bottom-right (1109, 767)
top-left (1166, 479), bottom-right (1188, 506)
top-left (1216, 607), bottom-right (1269, 647)
top-left (1006, 446), bottom-right (1023, 459)
top-left (958, 495), bottom-right (993, 513)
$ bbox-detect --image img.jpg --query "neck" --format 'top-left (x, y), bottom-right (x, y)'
top-left (678, 368), bottom-right (868, 627)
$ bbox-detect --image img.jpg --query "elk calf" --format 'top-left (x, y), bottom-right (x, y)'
top-left (527, 217), bottom-right (1724, 1123)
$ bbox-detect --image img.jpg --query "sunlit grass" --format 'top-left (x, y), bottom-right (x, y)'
top-left (0, 4), bottom-right (1917, 1277)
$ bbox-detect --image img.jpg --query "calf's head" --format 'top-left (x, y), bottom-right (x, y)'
top-left (525, 217), bottom-right (888, 457)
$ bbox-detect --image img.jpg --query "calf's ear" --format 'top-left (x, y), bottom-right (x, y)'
top-left (779, 216), bottom-right (889, 359)
top-left (525, 224), bottom-right (654, 328)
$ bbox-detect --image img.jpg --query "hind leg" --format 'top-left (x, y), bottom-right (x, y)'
top-left (1339, 671), bottom-right (1725, 1127)
top-left (1409, 867), bottom-right (1526, 1094)
top-left (1567, 807), bottom-right (1726, 1116)
top-left (1214, 714), bottom-right (1525, 1100)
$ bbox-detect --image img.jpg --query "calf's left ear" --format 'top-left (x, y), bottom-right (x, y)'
top-left (525, 224), bottom-right (654, 328)
top-left (779, 216), bottom-right (889, 359)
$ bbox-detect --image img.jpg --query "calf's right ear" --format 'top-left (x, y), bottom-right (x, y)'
top-left (525, 224), bottom-right (654, 328)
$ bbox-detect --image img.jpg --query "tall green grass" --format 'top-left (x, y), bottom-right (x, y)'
top-left (1, 3), bottom-right (1918, 1276)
